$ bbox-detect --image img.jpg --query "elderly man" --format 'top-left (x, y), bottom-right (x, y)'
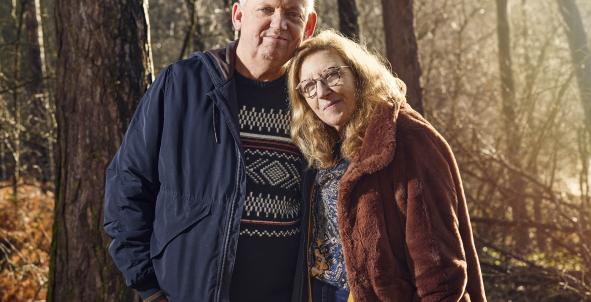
top-left (103, 0), bottom-right (317, 301)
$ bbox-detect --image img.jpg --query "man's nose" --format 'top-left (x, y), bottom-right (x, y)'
top-left (270, 11), bottom-right (288, 30)
top-left (316, 80), bottom-right (332, 98)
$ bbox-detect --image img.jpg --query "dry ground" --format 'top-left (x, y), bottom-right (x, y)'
top-left (0, 183), bottom-right (53, 302)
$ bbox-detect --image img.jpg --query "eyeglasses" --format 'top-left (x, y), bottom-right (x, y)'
top-left (296, 66), bottom-right (351, 98)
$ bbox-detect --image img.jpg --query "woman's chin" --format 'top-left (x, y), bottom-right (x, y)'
top-left (321, 113), bottom-right (351, 132)
top-left (323, 120), bottom-right (346, 132)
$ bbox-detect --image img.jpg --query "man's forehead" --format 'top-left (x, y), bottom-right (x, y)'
top-left (247, 0), bottom-right (307, 9)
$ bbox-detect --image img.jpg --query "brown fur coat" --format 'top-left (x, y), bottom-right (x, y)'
top-left (338, 102), bottom-right (487, 301)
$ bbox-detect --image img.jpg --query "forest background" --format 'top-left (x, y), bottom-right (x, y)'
top-left (0, 0), bottom-right (590, 301)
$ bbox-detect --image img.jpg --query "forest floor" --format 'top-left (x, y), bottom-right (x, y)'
top-left (0, 182), bottom-right (53, 302)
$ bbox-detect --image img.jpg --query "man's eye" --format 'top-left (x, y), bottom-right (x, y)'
top-left (258, 7), bottom-right (274, 14)
top-left (286, 11), bottom-right (303, 20)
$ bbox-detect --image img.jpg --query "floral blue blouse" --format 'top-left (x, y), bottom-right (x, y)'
top-left (309, 159), bottom-right (350, 289)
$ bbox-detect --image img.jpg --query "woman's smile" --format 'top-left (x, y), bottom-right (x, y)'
top-left (322, 99), bottom-right (342, 111)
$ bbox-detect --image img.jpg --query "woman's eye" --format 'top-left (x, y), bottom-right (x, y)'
top-left (304, 82), bottom-right (316, 93)
top-left (325, 71), bottom-right (340, 83)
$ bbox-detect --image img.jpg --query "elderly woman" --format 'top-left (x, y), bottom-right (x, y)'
top-left (287, 30), bottom-right (487, 302)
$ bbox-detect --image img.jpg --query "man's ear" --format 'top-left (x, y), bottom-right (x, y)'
top-left (232, 3), bottom-right (243, 31)
top-left (303, 11), bottom-right (317, 39)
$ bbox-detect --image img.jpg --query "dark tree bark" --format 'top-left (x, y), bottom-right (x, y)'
top-left (496, 0), bottom-right (529, 250)
top-left (337, 0), bottom-right (360, 41)
top-left (48, 0), bottom-right (154, 301)
top-left (0, 0), bottom-right (14, 182)
top-left (381, 0), bottom-right (424, 114)
top-left (557, 0), bottom-right (591, 134)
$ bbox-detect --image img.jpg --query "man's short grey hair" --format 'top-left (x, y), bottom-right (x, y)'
top-left (238, 0), bottom-right (316, 15)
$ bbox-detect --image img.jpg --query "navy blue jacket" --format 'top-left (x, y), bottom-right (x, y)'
top-left (103, 43), bottom-right (313, 302)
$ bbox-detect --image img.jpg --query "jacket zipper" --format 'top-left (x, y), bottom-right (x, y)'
top-left (211, 87), bottom-right (244, 301)
top-left (214, 144), bottom-right (242, 302)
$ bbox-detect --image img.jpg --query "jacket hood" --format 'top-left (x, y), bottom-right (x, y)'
top-left (205, 41), bottom-right (237, 81)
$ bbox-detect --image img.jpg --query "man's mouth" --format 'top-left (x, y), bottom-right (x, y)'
top-left (263, 32), bottom-right (288, 41)
top-left (264, 35), bottom-right (288, 41)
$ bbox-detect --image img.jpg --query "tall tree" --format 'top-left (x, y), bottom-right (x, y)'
top-left (179, 0), bottom-right (204, 59)
top-left (381, 0), bottom-right (423, 113)
top-left (557, 0), bottom-right (591, 134)
top-left (23, 0), bottom-right (55, 189)
top-left (7, 0), bottom-right (25, 199)
top-left (337, 0), bottom-right (360, 40)
top-left (48, 0), bottom-right (154, 300)
top-left (24, 0), bottom-right (43, 92)
top-left (557, 0), bottom-right (591, 256)
top-left (0, 1), bottom-right (13, 182)
top-left (496, 0), bottom-right (529, 250)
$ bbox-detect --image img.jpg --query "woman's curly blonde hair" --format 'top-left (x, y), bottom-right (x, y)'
top-left (288, 29), bottom-right (407, 169)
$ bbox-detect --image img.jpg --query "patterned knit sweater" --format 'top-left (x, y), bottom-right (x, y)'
top-left (229, 72), bottom-right (304, 302)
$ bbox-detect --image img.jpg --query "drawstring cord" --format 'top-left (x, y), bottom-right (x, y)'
top-left (212, 103), bottom-right (219, 144)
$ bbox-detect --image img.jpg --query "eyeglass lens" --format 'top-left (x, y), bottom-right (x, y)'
top-left (300, 67), bottom-right (343, 98)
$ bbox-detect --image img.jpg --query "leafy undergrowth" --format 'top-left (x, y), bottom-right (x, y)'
top-left (0, 183), bottom-right (53, 302)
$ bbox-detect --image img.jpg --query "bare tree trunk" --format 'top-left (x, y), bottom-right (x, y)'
top-left (24, 0), bottom-right (42, 91)
top-left (10, 0), bottom-right (26, 200)
top-left (496, 0), bottom-right (529, 250)
top-left (180, 0), bottom-right (205, 58)
top-left (531, 163), bottom-right (546, 251)
top-left (576, 128), bottom-right (590, 272)
top-left (557, 1), bottom-right (591, 244)
top-left (0, 126), bottom-right (5, 180)
top-left (337, 0), bottom-right (360, 40)
top-left (35, 0), bottom-right (57, 191)
top-left (557, 0), bottom-right (591, 136)
top-left (24, 0), bottom-right (54, 191)
top-left (220, 0), bottom-right (235, 42)
top-left (0, 1), bottom-right (12, 183)
top-left (381, 0), bottom-right (424, 114)
top-left (37, 0), bottom-right (56, 192)
top-left (48, 0), bottom-right (154, 300)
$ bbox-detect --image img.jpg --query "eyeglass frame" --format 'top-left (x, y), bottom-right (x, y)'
top-left (295, 65), bottom-right (351, 98)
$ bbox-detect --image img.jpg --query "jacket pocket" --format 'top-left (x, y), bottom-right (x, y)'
top-left (149, 189), bottom-right (212, 258)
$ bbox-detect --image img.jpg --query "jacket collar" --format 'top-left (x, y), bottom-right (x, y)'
top-left (337, 101), bottom-right (402, 243)
top-left (345, 102), bottom-right (401, 181)
top-left (202, 42), bottom-right (240, 144)
top-left (205, 41), bottom-right (237, 81)
top-left (353, 105), bottom-right (400, 173)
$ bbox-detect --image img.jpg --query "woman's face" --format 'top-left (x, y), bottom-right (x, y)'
top-left (297, 49), bottom-right (357, 132)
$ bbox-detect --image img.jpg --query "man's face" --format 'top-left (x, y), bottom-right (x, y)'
top-left (233, 0), bottom-right (316, 66)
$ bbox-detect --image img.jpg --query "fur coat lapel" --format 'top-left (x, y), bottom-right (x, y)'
top-left (341, 102), bottom-right (401, 191)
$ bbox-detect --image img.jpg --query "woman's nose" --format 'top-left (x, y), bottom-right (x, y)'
top-left (316, 80), bottom-right (332, 98)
